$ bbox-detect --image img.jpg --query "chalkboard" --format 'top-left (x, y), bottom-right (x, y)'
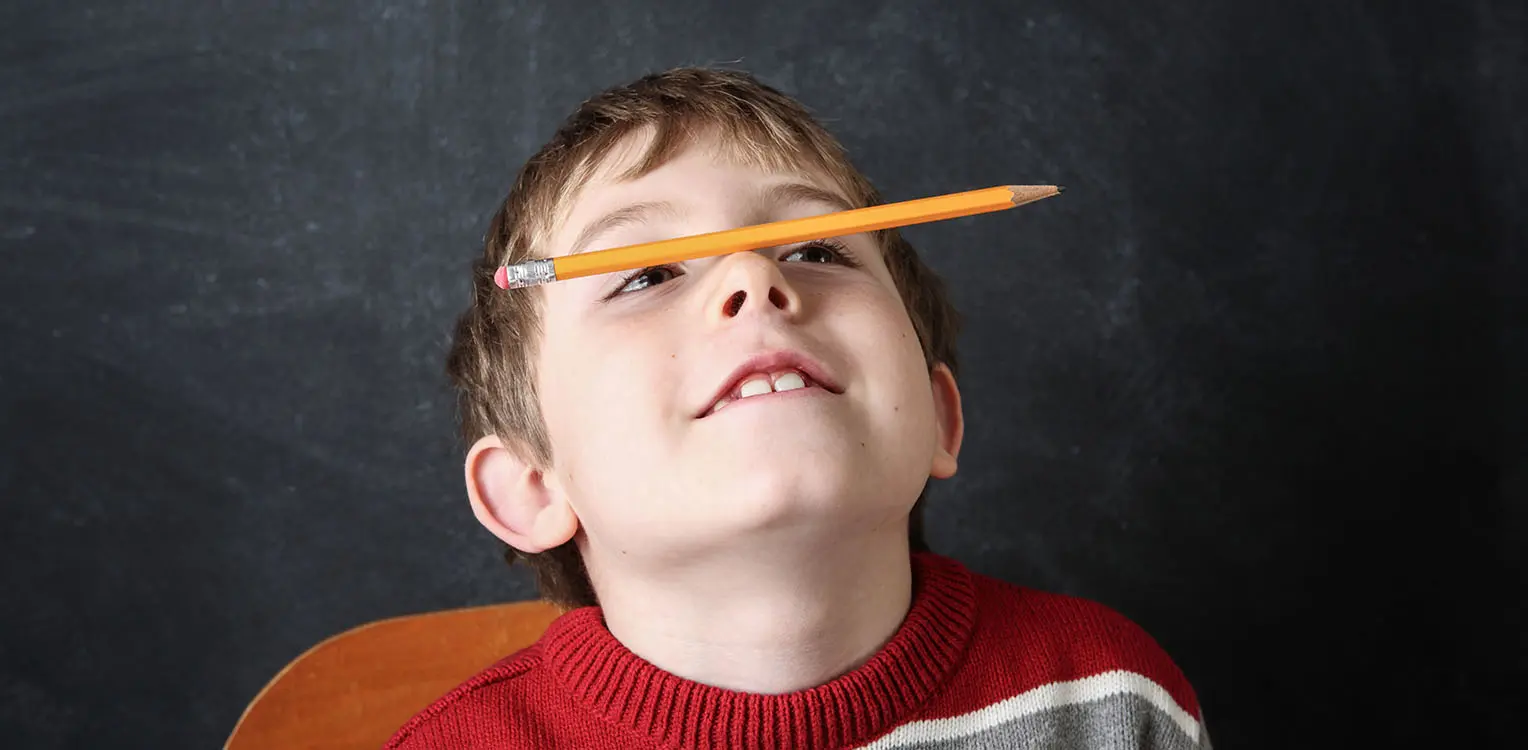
top-left (2, 1), bottom-right (1523, 747)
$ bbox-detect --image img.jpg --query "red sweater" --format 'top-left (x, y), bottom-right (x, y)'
top-left (384, 552), bottom-right (1210, 749)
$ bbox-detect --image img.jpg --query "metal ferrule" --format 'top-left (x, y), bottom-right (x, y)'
top-left (501, 259), bottom-right (557, 289)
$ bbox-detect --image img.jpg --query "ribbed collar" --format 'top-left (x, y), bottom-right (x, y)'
top-left (540, 552), bottom-right (978, 749)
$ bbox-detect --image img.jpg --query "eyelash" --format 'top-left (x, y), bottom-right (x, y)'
top-left (604, 238), bottom-right (861, 300)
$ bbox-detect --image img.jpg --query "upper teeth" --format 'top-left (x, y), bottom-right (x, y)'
top-left (709, 370), bottom-right (811, 415)
top-left (739, 377), bottom-right (772, 398)
top-left (774, 372), bottom-right (807, 392)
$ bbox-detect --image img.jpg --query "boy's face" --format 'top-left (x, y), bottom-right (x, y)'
top-left (502, 132), bottom-right (961, 568)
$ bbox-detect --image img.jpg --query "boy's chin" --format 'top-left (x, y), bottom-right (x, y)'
top-left (691, 405), bottom-right (861, 453)
top-left (601, 465), bottom-right (919, 565)
top-left (690, 460), bottom-right (909, 523)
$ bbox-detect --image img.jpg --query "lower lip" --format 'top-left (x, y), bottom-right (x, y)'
top-left (701, 385), bottom-right (832, 418)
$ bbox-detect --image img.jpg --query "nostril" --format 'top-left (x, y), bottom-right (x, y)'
top-left (724, 291), bottom-right (746, 317)
top-left (767, 287), bottom-right (788, 309)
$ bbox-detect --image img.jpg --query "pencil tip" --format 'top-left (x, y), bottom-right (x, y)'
top-left (1057, 185), bottom-right (1066, 193)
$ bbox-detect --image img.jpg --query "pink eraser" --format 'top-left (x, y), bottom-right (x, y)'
top-left (494, 266), bottom-right (509, 289)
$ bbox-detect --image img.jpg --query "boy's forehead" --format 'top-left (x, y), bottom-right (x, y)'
top-left (546, 130), bottom-right (851, 259)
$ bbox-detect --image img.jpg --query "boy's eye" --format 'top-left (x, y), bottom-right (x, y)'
top-left (781, 241), bottom-right (845, 264)
top-left (616, 265), bottom-right (679, 294)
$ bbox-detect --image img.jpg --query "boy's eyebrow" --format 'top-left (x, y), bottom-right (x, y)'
top-left (754, 181), bottom-right (856, 218)
top-left (568, 201), bottom-right (685, 256)
top-left (567, 181), bottom-right (855, 256)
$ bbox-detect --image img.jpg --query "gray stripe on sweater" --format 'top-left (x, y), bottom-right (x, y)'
top-left (865, 692), bottom-right (1209, 750)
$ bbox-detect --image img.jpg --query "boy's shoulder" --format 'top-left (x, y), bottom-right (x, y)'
top-left (966, 562), bottom-right (1184, 662)
top-left (933, 560), bottom-right (1207, 745)
top-left (381, 606), bottom-right (659, 749)
top-left (381, 636), bottom-right (553, 750)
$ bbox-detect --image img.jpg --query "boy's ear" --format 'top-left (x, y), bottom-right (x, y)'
top-left (929, 362), bottom-right (964, 479)
top-left (464, 434), bottom-right (579, 553)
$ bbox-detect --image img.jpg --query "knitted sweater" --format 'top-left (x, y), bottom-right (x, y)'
top-left (384, 552), bottom-right (1210, 749)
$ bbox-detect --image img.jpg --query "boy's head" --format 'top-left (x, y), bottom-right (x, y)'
top-left (447, 67), bottom-right (964, 609)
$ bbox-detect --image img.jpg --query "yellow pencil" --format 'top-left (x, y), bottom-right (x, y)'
top-left (494, 184), bottom-right (1063, 289)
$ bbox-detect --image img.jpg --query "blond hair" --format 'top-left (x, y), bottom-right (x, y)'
top-left (446, 67), bottom-right (961, 609)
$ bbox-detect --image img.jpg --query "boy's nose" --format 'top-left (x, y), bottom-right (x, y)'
top-left (712, 252), bottom-right (801, 321)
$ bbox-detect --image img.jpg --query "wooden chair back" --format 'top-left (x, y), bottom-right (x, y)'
top-left (225, 600), bottom-right (563, 749)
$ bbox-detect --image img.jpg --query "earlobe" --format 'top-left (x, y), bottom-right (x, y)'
top-left (465, 434), bottom-right (579, 553)
top-left (929, 363), bottom-right (964, 479)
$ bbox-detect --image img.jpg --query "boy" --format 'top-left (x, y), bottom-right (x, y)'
top-left (386, 67), bottom-right (1210, 749)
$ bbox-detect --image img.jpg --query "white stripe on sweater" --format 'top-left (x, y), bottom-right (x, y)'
top-left (856, 670), bottom-right (1204, 748)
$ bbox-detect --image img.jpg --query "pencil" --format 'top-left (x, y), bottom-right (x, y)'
top-left (494, 184), bottom-right (1062, 289)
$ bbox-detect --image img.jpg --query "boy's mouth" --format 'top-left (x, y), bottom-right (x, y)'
top-left (704, 369), bottom-right (818, 417)
top-left (698, 350), bottom-right (842, 418)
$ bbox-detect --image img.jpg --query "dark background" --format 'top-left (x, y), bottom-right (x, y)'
top-left (3, 1), bottom-right (1523, 747)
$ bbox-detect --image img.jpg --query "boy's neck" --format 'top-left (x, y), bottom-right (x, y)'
top-left (585, 531), bottom-right (915, 695)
